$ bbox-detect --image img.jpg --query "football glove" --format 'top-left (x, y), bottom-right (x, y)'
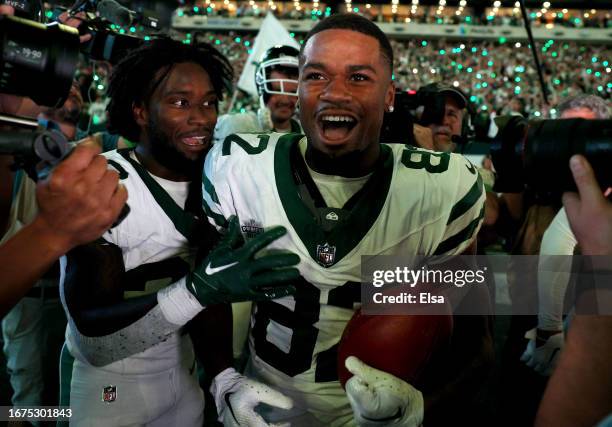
top-left (521, 328), bottom-right (564, 376)
top-left (187, 216), bottom-right (300, 305)
top-left (345, 356), bottom-right (424, 427)
top-left (211, 368), bottom-right (293, 427)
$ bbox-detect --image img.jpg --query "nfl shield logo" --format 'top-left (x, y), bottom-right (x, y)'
top-left (316, 243), bottom-right (336, 267)
top-left (102, 385), bottom-right (116, 403)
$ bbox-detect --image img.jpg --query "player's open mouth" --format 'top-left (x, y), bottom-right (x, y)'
top-left (181, 135), bottom-right (209, 149)
top-left (318, 115), bottom-right (357, 142)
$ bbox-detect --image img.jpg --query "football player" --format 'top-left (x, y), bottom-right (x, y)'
top-left (214, 45), bottom-right (302, 145)
top-left (58, 38), bottom-right (300, 426)
top-left (203, 13), bottom-right (492, 427)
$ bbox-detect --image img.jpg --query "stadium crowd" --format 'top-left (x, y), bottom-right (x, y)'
top-left (75, 31), bottom-right (609, 122)
top-left (177, 2), bottom-right (611, 28)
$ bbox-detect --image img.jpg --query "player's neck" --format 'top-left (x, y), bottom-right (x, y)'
top-left (305, 144), bottom-right (379, 178)
top-left (135, 145), bottom-right (192, 182)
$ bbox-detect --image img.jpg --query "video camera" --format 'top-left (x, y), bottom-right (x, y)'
top-left (490, 116), bottom-right (612, 195)
top-left (71, 0), bottom-right (154, 64)
top-left (380, 83), bottom-right (475, 150)
top-left (0, 0), bottom-right (154, 107)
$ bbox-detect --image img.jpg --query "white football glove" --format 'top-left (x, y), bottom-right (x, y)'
top-left (211, 368), bottom-right (293, 427)
top-left (345, 356), bottom-right (424, 427)
top-left (521, 328), bottom-right (564, 376)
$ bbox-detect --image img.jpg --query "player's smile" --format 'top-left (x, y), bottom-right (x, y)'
top-left (178, 130), bottom-right (213, 153)
top-left (316, 110), bottom-right (358, 145)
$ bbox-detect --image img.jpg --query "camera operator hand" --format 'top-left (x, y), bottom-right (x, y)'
top-left (58, 10), bottom-right (92, 43)
top-left (0, 144), bottom-right (127, 316)
top-left (562, 155), bottom-right (612, 256)
top-left (536, 154), bottom-right (612, 427)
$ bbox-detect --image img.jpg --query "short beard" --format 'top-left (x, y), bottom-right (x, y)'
top-left (146, 117), bottom-right (204, 180)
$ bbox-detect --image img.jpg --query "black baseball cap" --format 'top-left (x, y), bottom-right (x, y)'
top-left (419, 82), bottom-right (468, 109)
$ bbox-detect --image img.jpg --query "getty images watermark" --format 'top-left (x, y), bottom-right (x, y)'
top-left (360, 255), bottom-right (612, 316)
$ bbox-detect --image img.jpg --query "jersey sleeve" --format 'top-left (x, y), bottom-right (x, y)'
top-left (202, 141), bottom-right (235, 232)
top-left (434, 155), bottom-right (486, 256)
top-left (537, 208), bottom-right (578, 330)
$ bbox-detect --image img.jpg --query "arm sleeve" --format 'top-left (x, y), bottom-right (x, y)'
top-left (435, 156), bottom-right (486, 256)
top-left (60, 241), bottom-right (203, 367)
top-left (537, 208), bottom-right (578, 330)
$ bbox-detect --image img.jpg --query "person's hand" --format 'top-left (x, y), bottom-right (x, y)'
top-left (563, 155), bottom-right (612, 255)
top-left (58, 11), bottom-right (92, 43)
top-left (211, 368), bottom-right (293, 427)
top-left (187, 216), bottom-right (300, 305)
top-left (521, 328), bottom-right (564, 376)
top-left (412, 124), bottom-right (434, 150)
top-left (33, 144), bottom-right (127, 254)
top-left (345, 356), bottom-right (424, 427)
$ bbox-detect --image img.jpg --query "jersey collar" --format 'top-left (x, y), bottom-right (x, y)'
top-left (274, 135), bottom-right (393, 268)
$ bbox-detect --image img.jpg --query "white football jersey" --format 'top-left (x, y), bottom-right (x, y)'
top-left (203, 133), bottom-right (485, 424)
top-left (62, 149), bottom-right (197, 373)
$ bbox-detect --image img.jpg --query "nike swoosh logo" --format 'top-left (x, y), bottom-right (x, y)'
top-left (205, 261), bottom-right (238, 275)
top-left (465, 162), bottom-right (477, 175)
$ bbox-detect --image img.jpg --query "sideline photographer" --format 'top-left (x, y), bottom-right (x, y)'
top-left (536, 155), bottom-right (612, 427)
top-left (0, 3), bottom-right (127, 317)
top-left (520, 95), bottom-right (610, 377)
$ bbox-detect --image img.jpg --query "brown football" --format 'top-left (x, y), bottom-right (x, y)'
top-left (337, 308), bottom-right (453, 388)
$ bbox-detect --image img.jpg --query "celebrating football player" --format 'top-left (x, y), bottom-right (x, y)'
top-left (203, 13), bottom-right (493, 427)
top-left (58, 38), bottom-right (300, 426)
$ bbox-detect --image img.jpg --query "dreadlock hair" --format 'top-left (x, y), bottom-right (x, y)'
top-left (300, 13), bottom-right (393, 75)
top-left (106, 37), bottom-right (233, 142)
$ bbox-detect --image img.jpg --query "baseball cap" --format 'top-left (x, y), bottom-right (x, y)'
top-left (419, 82), bottom-right (468, 109)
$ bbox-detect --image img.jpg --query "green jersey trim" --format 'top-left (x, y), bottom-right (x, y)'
top-left (435, 203), bottom-right (485, 255)
top-left (447, 173), bottom-right (483, 225)
top-left (118, 149), bottom-right (199, 243)
top-left (274, 136), bottom-right (394, 267)
top-left (202, 171), bottom-right (220, 204)
top-left (202, 197), bottom-right (228, 228)
top-left (107, 159), bottom-right (129, 180)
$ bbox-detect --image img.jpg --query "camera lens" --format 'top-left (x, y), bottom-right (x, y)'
top-left (491, 117), bottom-right (612, 194)
top-left (526, 118), bottom-right (612, 194)
top-left (0, 15), bottom-right (80, 107)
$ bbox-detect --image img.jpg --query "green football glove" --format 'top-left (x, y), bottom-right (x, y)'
top-left (187, 216), bottom-right (300, 305)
